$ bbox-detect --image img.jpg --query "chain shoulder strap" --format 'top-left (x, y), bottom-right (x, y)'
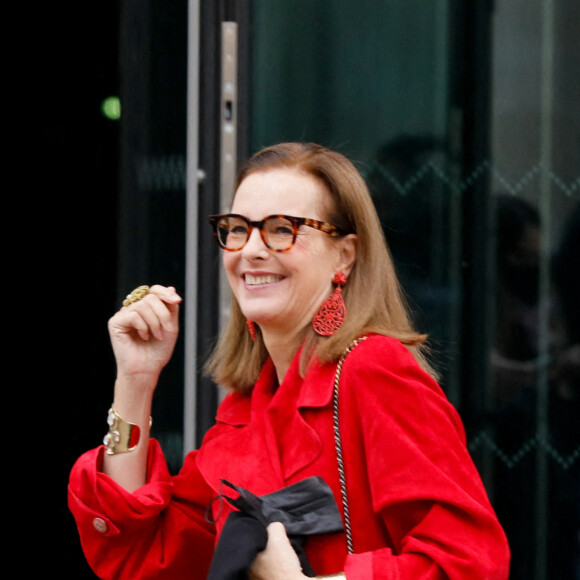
top-left (332, 336), bottom-right (367, 554)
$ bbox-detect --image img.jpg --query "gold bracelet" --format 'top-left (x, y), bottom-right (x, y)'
top-left (103, 407), bottom-right (151, 455)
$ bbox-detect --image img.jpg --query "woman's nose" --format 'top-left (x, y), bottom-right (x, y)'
top-left (242, 227), bottom-right (269, 258)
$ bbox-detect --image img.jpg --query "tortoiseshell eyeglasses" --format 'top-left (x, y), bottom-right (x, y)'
top-left (209, 213), bottom-right (342, 252)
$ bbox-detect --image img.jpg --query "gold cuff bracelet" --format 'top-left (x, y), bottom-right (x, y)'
top-left (103, 407), bottom-right (151, 455)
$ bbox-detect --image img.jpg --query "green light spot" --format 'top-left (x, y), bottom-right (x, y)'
top-left (102, 96), bottom-right (121, 120)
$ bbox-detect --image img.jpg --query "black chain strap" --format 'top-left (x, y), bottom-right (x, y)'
top-left (332, 336), bottom-right (367, 554)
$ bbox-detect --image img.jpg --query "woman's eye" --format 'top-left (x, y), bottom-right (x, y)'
top-left (268, 219), bottom-right (294, 235)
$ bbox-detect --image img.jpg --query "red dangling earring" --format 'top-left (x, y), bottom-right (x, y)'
top-left (247, 319), bottom-right (257, 342)
top-left (312, 272), bottom-right (347, 336)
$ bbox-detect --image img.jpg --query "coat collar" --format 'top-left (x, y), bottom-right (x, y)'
top-left (215, 348), bottom-right (337, 427)
top-left (206, 347), bottom-right (339, 486)
top-left (294, 355), bottom-right (336, 410)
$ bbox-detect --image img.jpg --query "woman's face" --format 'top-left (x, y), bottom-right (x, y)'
top-left (224, 168), bottom-right (353, 338)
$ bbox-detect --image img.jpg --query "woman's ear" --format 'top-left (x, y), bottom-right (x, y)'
top-left (337, 234), bottom-right (357, 276)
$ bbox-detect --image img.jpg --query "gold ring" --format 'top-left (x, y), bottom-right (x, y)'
top-left (123, 285), bottom-right (150, 307)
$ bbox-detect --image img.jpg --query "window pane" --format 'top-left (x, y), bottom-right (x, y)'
top-left (478, 2), bottom-right (580, 578)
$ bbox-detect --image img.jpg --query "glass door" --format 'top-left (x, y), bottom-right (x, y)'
top-left (484, 2), bottom-right (579, 578)
top-left (237, 1), bottom-right (579, 578)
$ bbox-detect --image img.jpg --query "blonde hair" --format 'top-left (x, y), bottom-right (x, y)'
top-left (205, 142), bottom-right (435, 392)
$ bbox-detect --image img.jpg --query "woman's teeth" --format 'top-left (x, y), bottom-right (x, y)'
top-left (245, 274), bottom-right (282, 285)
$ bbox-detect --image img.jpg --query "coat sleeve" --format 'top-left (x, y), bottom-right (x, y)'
top-left (339, 337), bottom-right (510, 580)
top-left (67, 439), bottom-right (217, 579)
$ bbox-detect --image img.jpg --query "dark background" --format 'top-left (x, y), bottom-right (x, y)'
top-left (31, 3), bottom-right (119, 576)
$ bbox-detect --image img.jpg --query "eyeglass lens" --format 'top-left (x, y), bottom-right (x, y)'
top-left (216, 215), bottom-right (296, 250)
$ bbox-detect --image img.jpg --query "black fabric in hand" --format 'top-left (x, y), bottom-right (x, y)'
top-left (207, 476), bottom-right (344, 580)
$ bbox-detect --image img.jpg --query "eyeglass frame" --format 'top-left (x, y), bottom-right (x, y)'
top-left (208, 213), bottom-right (344, 252)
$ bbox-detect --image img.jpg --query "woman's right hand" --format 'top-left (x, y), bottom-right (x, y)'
top-left (102, 285), bottom-right (181, 492)
top-left (108, 285), bottom-right (182, 385)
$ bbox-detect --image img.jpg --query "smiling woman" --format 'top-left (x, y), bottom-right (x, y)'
top-left (68, 142), bottom-right (510, 580)
top-left (220, 167), bottom-right (357, 382)
top-left (205, 142), bottom-right (436, 393)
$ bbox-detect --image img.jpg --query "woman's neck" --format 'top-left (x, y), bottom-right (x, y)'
top-left (262, 327), bottom-right (307, 385)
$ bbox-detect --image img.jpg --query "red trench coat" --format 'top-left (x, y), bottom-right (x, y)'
top-left (68, 335), bottom-right (510, 579)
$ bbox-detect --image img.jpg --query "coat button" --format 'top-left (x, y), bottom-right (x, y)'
top-left (93, 517), bottom-right (108, 533)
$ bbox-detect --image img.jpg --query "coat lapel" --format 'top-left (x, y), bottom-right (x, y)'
top-left (197, 352), bottom-right (338, 496)
top-left (197, 359), bottom-right (285, 496)
top-left (269, 355), bottom-right (337, 481)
